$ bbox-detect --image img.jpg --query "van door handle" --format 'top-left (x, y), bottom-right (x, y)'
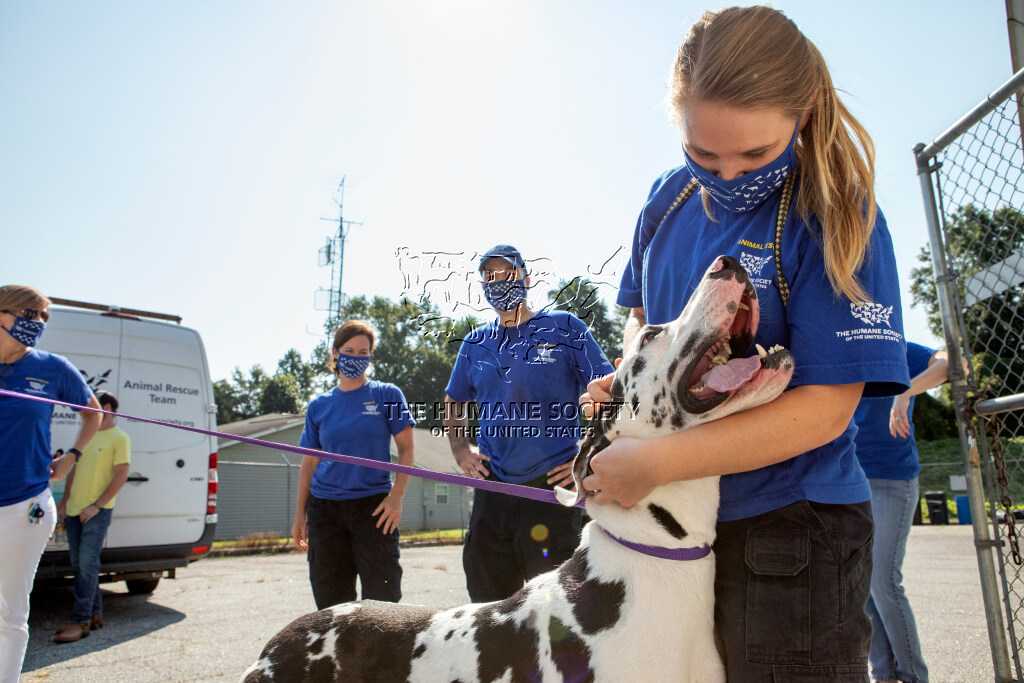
top-left (127, 474), bottom-right (150, 483)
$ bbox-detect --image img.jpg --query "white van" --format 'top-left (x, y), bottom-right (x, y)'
top-left (35, 298), bottom-right (218, 594)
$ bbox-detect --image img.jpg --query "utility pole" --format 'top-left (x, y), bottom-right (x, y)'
top-left (1008, 0), bottom-right (1024, 143)
top-left (316, 176), bottom-right (363, 322)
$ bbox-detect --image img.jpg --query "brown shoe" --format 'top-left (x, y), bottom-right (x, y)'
top-left (90, 614), bottom-right (104, 630)
top-left (53, 623), bottom-right (90, 643)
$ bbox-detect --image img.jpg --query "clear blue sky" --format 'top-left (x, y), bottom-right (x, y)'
top-left (1, 1), bottom-right (1014, 382)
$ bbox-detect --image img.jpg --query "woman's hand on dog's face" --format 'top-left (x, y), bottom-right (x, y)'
top-left (580, 359), bottom-right (621, 420)
top-left (582, 436), bottom-right (657, 509)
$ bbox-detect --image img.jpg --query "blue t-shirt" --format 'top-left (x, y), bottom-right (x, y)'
top-left (618, 166), bottom-right (910, 522)
top-left (0, 349), bottom-right (94, 507)
top-left (300, 380), bottom-right (416, 501)
top-left (445, 310), bottom-right (615, 484)
top-left (853, 342), bottom-right (937, 480)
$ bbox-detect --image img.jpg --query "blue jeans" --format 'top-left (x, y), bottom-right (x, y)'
top-left (65, 508), bottom-right (113, 623)
top-left (867, 477), bottom-right (928, 682)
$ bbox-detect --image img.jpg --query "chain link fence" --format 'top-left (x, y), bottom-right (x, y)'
top-left (915, 68), bottom-right (1024, 682)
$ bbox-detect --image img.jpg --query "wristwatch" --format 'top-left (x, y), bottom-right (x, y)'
top-left (68, 448), bottom-right (83, 462)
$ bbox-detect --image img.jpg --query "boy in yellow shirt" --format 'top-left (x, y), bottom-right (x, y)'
top-left (54, 392), bottom-right (131, 643)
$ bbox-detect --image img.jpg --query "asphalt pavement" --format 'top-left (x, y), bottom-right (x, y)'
top-left (21, 526), bottom-right (996, 682)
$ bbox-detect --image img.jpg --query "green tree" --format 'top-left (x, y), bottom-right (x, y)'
top-left (910, 204), bottom-right (1024, 434)
top-left (213, 379), bottom-right (244, 425)
top-left (546, 277), bottom-right (626, 360)
top-left (276, 348), bottom-right (317, 402)
top-left (259, 373), bottom-right (303, 415)
top-left (230, 365), bottom-right (271, 419)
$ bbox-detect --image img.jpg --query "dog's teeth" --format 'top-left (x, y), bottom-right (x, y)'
top-left (738, 302), bottom-right (750, 311)
top-left (770, 344), bottom-right (783, 353)
top-left (756, 344), bottom-right (767, 358)
top-left (712, 355), bottom-right (728, 365)
top-left (689, 383), bottom-right (705, 393)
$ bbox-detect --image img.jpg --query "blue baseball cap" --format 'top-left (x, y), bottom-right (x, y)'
top-left (478, 244), bottom-right (525, 272)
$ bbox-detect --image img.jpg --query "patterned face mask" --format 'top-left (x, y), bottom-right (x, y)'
top-left (335, 352), bottom-right (371, 378)
top-left (2, 315), bottom-right (46, 348)
top-left (683, 124), bottom-right (799, 214)
top-left (482, 279), bottom-right (527, 311)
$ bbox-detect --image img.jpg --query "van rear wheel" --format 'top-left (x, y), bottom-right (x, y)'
top-left (125, 578), bottom-right (160, 595)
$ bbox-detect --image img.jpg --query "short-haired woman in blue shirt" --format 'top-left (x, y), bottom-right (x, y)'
top-left (291, 320), bottom-right (416, 609)
top-left (580, 7), bottom-right (911, 680)
top-left (0, 285), bottom-right (101, 681)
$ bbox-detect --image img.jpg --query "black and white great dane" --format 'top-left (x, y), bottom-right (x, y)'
top-left (242, 255), bottom-right (795, 683)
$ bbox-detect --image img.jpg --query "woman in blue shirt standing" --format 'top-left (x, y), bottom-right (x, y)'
top-left (854, 342), bottom-right (949, 683)
top-left (0, 285), bottom-right (101, 682)
top-left (291, 320), bottom-right (416, 609)
top-left (581, 7), bottom-right (910, 680)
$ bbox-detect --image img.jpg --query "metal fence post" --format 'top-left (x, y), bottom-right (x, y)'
top-left (915, 145), bottom-right (1014, 681)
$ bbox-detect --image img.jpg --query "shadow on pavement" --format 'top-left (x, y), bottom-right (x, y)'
top-left (22, 584), bottom-right (186, 672)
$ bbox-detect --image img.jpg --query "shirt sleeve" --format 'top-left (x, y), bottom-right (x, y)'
top-left (569, 316), bottom-right (615, 389)
top-left (57, 355), bottom-right (94, 410)
top-left (383, 384), bottom-right (416, 435)
top-left (299, 402), bottom-right (321, 450)
top-left (445, 337), bottom-right (477, 403)
top-left (114, 432), bottom-right (132, 466)
top-left (786, 210), bottom-right (910, 398)
top-left (906, 341), bottom-right (938, 379)
top-left (617, 176), bottom-right (667, 309)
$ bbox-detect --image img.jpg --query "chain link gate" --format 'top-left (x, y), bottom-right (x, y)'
top-left (915, 67), bottom-right (1024, 682)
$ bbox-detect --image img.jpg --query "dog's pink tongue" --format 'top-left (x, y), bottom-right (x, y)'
top-left (703, 356), bottom-right (761, 392)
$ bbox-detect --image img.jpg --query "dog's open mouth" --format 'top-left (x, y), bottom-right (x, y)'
top-left (678, 284), bottom-right (786, 414)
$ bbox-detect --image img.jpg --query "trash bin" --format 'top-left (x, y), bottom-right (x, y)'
top-left (924, 491), bottom-right (949, 525)
top-left (955, 495), bottom-right (972, 524)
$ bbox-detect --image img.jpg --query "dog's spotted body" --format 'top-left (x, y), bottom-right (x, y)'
top-left (242, 256), bottom-right (794, 683)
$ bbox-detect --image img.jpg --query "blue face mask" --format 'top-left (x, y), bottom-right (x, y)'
top-left (3, 316), bottom-right (46, 348)
top-left (335, 352), bottom-right (371, 378)
top-left (482, 279), bottom-right (527, 311)
top-left (684, 124), bottom-right (799, 213)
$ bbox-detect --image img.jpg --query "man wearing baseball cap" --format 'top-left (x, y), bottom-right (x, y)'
top-left (444, 244), bottom-right (614, 602)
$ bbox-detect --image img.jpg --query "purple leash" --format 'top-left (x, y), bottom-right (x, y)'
top-left (0, 388), bottom-right (577, 508)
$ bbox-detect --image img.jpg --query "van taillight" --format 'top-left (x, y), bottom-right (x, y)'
top-left (206, 451), bottom-right (218, 523)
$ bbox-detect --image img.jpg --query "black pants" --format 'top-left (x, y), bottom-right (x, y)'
top-left (714, 500), bottom-right (874, 682)
top-left (463, 475), bottom-right (584, 603)
top-left (306, 493), bottom-right (402, 610)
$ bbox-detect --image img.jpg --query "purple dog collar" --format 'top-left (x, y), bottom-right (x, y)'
top-left (601, 526), bottom-right (712, 561)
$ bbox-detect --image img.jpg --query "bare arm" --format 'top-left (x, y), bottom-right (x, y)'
top-left (583, 383), bottom-right (864, 507)
top-left (890, 350), bottom-right (954, 439)
top-left (92, 463), bottom-right (130, 508)
top-left (903, 351), bottom-right (950, 398)
top-left (291, 455), bottom-right (317, 548)
top-left (443, 394), bottom-right (489, 477)
top-left (390, 426), bottom-right (414, 498)
top-left (51, 394), bottom-right (103, 480)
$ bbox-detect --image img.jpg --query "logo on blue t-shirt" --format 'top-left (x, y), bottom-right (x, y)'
top-left (739, 251), bottom-right (772, 278)
top-left (530, 343), bottom-right (559, 365)
top-left (24, 377), bottom-right (49, 394)
top-left (361, 401), bottom-right (379, 416)
top-left (850, 302), bottom-right (894, 328)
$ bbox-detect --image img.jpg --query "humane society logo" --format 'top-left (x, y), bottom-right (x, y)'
top-left (835, 301), bottom-right (902, 344)
top-left (739, 252), bottom-right (772, 278)
top-left (362, 401), bottom-right (380, 416)
top-left (530, 343), bottom-right (559, 365)
top-left (24, 377), bottom-right (50, 395)
top-left (849, 302), bottom-right (894, 328)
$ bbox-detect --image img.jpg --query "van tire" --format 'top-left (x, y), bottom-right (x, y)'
top-left (125, 578), bottom-right (160, 595)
